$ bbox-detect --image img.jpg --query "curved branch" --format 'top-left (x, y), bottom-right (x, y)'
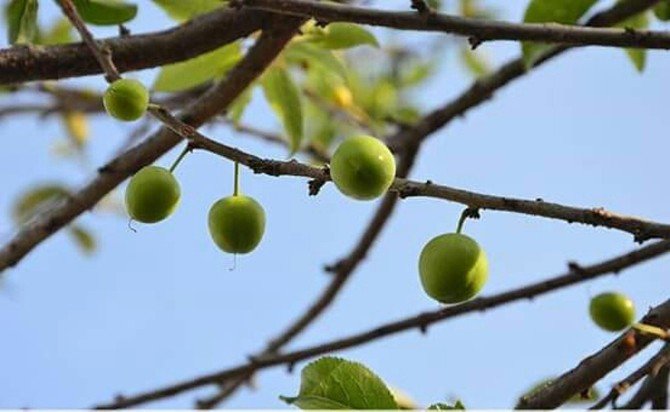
top-left (94, 240), bottom-right (670, 409)
top-left (240, 0), bottom-right (670, 50)
top-left (0, 7), bottom-right (268, 85)
top-left (0, 19), bottom-right (303, 272)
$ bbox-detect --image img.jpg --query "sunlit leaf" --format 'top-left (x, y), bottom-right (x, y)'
top-left (280, 357), bottom-right (398, 409)
top-left (153, 42), bottom-right (241, 92)
top-left (5, 0), bottom-right (38, 44)
top-left (72, 0), bottom-right (138, 26)
top-left (618, 11), bottom-right (649, 72)
top-left (262, 66), bottom-right (303, 153)
top-left (428, 400), bottom-right (466, 410)
top-left (460, 47), bottom-right (491, 78)
top-left (152, 0), bottom-right (224, 21)
top-left (68, 224), bottom-right (97, 255)
top-left (38, 17), bottom-right (75, 45)
top-left (285, 42), bottom-right (347, 80)
top-left (521, 0), bottom-right (598, 67)
top-left (12, 184), bottom-right (70, 226)
top-left (315, 23), bottom-right (379, 50)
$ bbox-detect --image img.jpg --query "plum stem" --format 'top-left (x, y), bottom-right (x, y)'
top-left (456, 207), bottom-right (480, 234)
top-left (169, 144), bottom-right (190, 173)
top-left (233, 161), bottom-right (241, 196)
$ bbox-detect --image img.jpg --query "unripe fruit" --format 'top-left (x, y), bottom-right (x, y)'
top-left (208, 195), bottom-right (266, 254)
top-left (419, 233), bottom-right (488, 304)
top-left (589, 292), bottom-right (635, 332)
top-left (125, 166), bottom-right (180, 223)
top-left (330, 135), bottom-right (396, 200)
top-left (103, 79), bottom-right (149, 121)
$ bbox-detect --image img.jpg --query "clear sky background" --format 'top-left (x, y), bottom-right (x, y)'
top-left (0, 0), bottom-right (668, 408)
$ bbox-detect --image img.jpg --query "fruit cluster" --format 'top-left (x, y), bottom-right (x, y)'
top-left (107, 79), bottom-right (638, 329)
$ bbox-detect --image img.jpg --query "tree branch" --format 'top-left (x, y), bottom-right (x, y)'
top-left (590, 343), bottom-right (670, 409)
top-left (121, 125), bottom-right (670, 243)
top-left (0, 7), bottom-right (268, 85)
top-left (518, 311), bottom-right (670, 408)
top-left (94, 240), bottom-right (670, 409)
top-left (239, 0), bottom-right (670, 50)
top-left (0, 18), bottom-right (304, 272)
top-left (387, 0), bottom-right (663, 151)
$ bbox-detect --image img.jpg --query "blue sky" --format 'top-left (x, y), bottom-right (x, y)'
top-left (0, 0), bottom-right (668, 408)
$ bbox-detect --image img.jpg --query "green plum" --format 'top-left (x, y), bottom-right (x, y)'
top-left (208, 195), bottom-right (266, 254)
top-left (419, 233), bottom-right (488, 304)
top-left (125, 166), bottom-right (180, 223)
top-left (589, 292), bottom-right (636, 332)
top-left (103, 79), bottom-right (149, 121)
top-left (330, 135), bottom-right (396, 200)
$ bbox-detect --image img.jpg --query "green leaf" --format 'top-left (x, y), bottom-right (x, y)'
top-left (227, 88), bottom-right (252, 126)
top-left (521, 0), bottom-right (598, 67)
top-left (152, 0), bottom-right (224, 21)
top-left (280, 356), bottom-right (398, 410)
top-left (72, 0), bottom-right (137, 26)
top-left (6, 0), bottom-right (38, 44)
top-left (38, 17), bottom-right (75, 45)
top-left (153, 42), bottom-right (241, 92)
top-left (68, 224), bottom-right (97, 255)
top-left (654, 1), bottom-right (670, 21)
top-left (285, 42), bottom-right (347, 80)
top-left (316, 23), bottom-right (379, 50)
top-left (428, 400), bottom-right (466, 410)
top-left (12, 184), bottom-right (70, 226)
top-left (460, 47), bottom-right (491, 78)
top-left (618, 12), bottom-right (649, 72)
top-left (262, 67), bottom-right (303, 153)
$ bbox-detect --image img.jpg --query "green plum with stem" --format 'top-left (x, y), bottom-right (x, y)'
top-left (208, 162), bottom-right (266, 254)
top-left (104, 79), bottom-right (149, 121)
top-left (330, 135), bottom-right (396, 200)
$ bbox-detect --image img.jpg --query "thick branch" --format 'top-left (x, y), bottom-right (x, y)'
top-left (0, 19), bottom-right (303, 272)
top-left (95, 240), bottom-right (670, 409)
top-left (0, 7), bottom-right (268, 85)
top-left (518, 311), bottom-right (670, 408)
top-left (240, 0), bottom-right (670, 50)
top-left (590, 343), bottom-right (670, 409)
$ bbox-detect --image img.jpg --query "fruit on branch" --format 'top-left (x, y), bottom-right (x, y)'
top-left (419, 233), bottom-right (488, 304)
top-left (330, 135), bottom-right (396, 200)
top-left (125, 166), bottom-right (180, 223)
top-left (103, 79), bottom-right (149, 121)
top-left (589, 292), bottom-right (636, 332)
top-left (208, 195), bottom-right (266, 254)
